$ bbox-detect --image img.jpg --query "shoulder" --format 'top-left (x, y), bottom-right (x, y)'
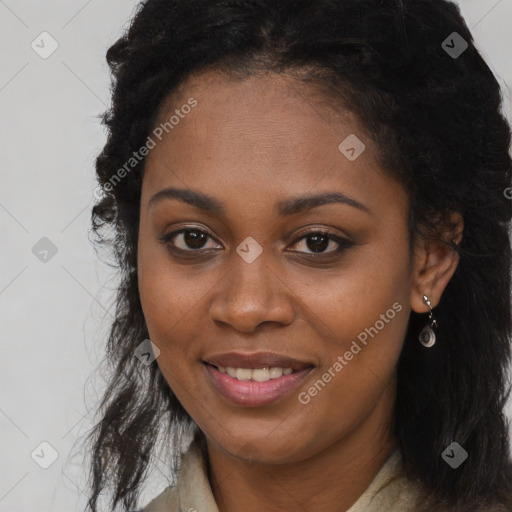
top-left (140, 485), bottom-right (180, 512)
top-left (347, 449), bottom-right (425, 512)
top-left (352, 450), bottom-right (509, 512)
top-left (139, 430), bottom-right (217, 512)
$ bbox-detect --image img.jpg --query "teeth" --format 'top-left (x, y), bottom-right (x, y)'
top-left (236, 368), bottom-right (252, 380)
top-left (218, 366), bottom-right (294, 381)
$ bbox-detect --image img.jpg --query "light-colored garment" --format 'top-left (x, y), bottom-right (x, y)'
top-left (142, 434), bottom-right (426, 512)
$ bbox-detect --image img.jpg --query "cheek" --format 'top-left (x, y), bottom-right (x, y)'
top-left (286, 283), bottom-right (407, 449)
top-left (137, 230), bottom-right (187, 353)
top-left (297, 236), bottom-right (411, 415)
top-left (137, 233), bottom-right (224, 364)
top-left (137, 242), bottom-right (207, 405)
top-left (323, 260), bottom-right (410, 353)
top-left (298, 234), bottom-right (411, 422)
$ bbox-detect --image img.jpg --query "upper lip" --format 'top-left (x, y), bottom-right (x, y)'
top-left (203, 352), bottom-right (314, 370)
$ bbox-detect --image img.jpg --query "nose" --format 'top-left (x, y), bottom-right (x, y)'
top-left (208, 246), bottom-right (295, 333)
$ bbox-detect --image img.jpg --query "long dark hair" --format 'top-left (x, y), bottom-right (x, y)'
top-left (85, 0), bottom-right (512, 510)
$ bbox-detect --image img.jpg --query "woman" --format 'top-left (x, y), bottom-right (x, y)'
top-left (85, 0), bottom-right (512, 511)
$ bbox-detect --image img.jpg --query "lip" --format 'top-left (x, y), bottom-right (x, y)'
top-left (203, 363), bottom-right (315, 407)
top-left (203, 351), bottom-right (313, 370)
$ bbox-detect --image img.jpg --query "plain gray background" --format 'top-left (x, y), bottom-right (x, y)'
top-left (1, 1), bottom-right (511, 511)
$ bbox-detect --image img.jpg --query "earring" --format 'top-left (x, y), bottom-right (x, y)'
top-left (419, 295), bottom-right (437, 348)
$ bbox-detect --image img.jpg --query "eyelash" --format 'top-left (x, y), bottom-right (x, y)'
top-left (158, 227), bottom-right (355, 258)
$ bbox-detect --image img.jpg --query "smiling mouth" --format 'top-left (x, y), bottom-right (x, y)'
top-left (202, 360), bottom-right (315, 407)
top-left (202, 361), bottom-right (313, 382)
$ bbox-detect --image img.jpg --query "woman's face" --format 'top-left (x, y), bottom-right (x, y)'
top-left (138, 70), bottom-right (418, 463)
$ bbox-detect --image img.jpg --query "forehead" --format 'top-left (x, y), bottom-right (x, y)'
top-left (153, 68), bottom-right (361, 150)
top-left (142, 69), bottom-right (407, 219)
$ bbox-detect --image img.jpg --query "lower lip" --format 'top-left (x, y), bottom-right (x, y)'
top-left (203, 363), bottom-right (314, 407)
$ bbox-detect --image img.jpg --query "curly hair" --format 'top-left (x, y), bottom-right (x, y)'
top-left (85, 0), bottom-right (512, 510)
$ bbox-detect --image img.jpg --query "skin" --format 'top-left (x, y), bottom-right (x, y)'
top-left (137, 69), bottom-right (462, 512)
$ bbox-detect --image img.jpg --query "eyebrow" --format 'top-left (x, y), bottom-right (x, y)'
top-left (147, 187), bottom-right (372, 216)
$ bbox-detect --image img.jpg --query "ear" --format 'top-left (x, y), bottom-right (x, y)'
top-left (410, 211), bottom-right (464, 313)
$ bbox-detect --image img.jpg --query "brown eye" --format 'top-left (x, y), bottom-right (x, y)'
top-left (303, 233), bottom-right (331, 253)
top-left (179, 230), bottom-right (208, 249)
top-left (289, 230), bottom-right (355, 256)
top-left (160, 228), bottom-right (221, 252)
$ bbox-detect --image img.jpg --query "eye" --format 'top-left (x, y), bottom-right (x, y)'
top-left (288, 229), bottom-right (355, 256)
top-left (159, 226), bottom-right (354, 257)
top-left (159, 228), bottom-right (221, 252)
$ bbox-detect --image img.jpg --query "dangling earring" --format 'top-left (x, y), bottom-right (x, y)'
top-left (419, 295), bottom-right (437, 348)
